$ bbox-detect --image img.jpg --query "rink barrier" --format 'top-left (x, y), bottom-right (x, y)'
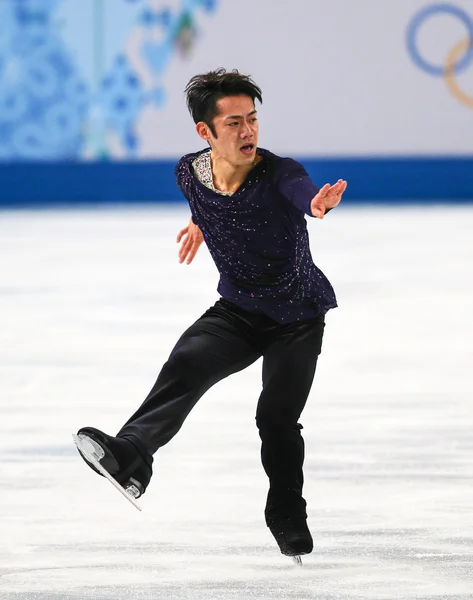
top-left (1, 156), bottom-right (472, 207)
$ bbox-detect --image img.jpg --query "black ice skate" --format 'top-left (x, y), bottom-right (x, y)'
top-left (268, 516), bottom-right (313, 565)
top-left (73, 427), bottom-right (151, 511)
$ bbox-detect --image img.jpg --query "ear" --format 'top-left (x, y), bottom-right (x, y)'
top-left (196, 122), bottom-right (211, 142)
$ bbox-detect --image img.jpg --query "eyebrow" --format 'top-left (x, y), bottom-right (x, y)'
top-left (224, 110), bottom-right (257, 120)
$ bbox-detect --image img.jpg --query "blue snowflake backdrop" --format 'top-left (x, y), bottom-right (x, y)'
top-left (0, 0), bottom-right (218, 160)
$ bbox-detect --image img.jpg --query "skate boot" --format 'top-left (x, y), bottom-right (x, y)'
top-left (268, 516), bottom-right (313, 563)
top-left (75, 427), bottom-right (152, 498)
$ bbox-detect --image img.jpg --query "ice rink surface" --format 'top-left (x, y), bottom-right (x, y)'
top-left (1, 204), bottom-right (472, 600)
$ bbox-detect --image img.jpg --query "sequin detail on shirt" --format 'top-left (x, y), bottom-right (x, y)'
top-left (192, 151), bottom-right (232, 196)
top-left (175, 147), bottom-right (337, 323)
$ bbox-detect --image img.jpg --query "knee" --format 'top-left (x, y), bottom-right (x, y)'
top-left (162, 347), bottom-right (217, 394)
top-left (161, 350), bottom-right (203, 393)
top-left (255, 414), bottom-right (303, 434)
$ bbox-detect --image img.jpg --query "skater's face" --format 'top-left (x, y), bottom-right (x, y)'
top-left (196, 95), bottom-right (259, 167)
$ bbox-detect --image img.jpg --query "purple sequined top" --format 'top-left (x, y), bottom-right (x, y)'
top-left (175, 147), bottom-right (337, 323)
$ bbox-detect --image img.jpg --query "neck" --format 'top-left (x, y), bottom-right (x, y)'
top-left (210, 152), bottom-right (257, 194)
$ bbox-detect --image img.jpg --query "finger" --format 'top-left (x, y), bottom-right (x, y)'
top-left (315, 184), bottom-right (329, 200)
top-left (336, 181), bottom-right (346, 194)
top-left (319, 183), bottom-right (331, 196)
top-left (313, 202), bottom-right (326, 219)
top-left (180, 238), bottom-right (192, 262)
top-left (178, 237), bottom-right (189, 260)
top-left (176, 228), bottom-right (188, 243)
top-left (326, 187), bottom-right (339, 198)
top-left (186, 241), bottom-right (201, 265)
top-left (179, 238), bottom-right (192, 263)
top-left (330, 181), bottom-right (343, 193)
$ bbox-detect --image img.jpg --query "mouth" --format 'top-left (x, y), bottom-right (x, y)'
top-left (240, 143), bottom-right (255, 156)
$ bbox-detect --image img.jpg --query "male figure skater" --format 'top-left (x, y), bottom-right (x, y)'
top-left (76, 68), bottom-right (347, 559)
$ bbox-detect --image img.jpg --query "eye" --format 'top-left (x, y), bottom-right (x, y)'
top-left (250, 117), bottom-right (258, 123)
top-left (228, 122), bottom-right (239, 127)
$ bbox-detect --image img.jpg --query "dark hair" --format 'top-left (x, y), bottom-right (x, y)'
top-left (184, 68), bottom-right (263, 137)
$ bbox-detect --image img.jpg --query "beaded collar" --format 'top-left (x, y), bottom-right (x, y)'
top-left (192, 150), bottom-right (262, 196)
top-left (192, 151), bottom-right (232, 196)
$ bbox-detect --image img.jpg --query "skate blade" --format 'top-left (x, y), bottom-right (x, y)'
top-left (72, 433), bottom-right (142, 512)
top-left (292, 556), bottom-right (303, 567)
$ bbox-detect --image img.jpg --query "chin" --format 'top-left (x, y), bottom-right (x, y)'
top-left (238, 153), bottom-right (257, 166)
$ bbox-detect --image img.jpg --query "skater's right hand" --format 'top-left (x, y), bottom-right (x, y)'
top-left (177, 218), bottom-right (205, 264)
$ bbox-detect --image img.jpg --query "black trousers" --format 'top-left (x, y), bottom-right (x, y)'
top-left (117, 299), bottom-right (325, 523)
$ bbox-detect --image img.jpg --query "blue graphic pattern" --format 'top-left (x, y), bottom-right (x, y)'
top-left (0, 0), bottom-right (88, 159)
top-left (0, 0), bottom-right (218, 160)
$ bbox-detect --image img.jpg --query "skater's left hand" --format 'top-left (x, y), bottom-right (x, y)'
top-left (177, 218), bottom-right (205, 264)
top-left (311, 179), bottom-right (347, 219)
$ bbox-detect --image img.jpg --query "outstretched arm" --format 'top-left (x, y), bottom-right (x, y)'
top-left (310, 179), bottom-right (347, 218)
top-left (277, 158), bottom-right (347, 218)
top-left (176, 218), bottom-right (205, 264)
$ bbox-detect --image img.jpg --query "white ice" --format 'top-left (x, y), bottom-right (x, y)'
top-left (1, 204), bottom-right (472, 600)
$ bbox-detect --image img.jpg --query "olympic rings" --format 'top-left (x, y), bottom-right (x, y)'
top-left (444, 37), bottom-right (473, 106)
top-left (406, 4), bottom-right (473, 108)
top-left (406, 4), bottom-right (473, 76)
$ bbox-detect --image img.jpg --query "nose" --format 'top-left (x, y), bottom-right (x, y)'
top-left (240, 123), bottom-right (253, 138)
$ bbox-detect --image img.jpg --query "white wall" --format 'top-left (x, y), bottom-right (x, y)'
top-left (134, 0), bottom-right (473, 157)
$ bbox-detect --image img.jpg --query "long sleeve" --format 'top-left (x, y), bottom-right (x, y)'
top-left (276, 158), bottom-right (320, 217)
